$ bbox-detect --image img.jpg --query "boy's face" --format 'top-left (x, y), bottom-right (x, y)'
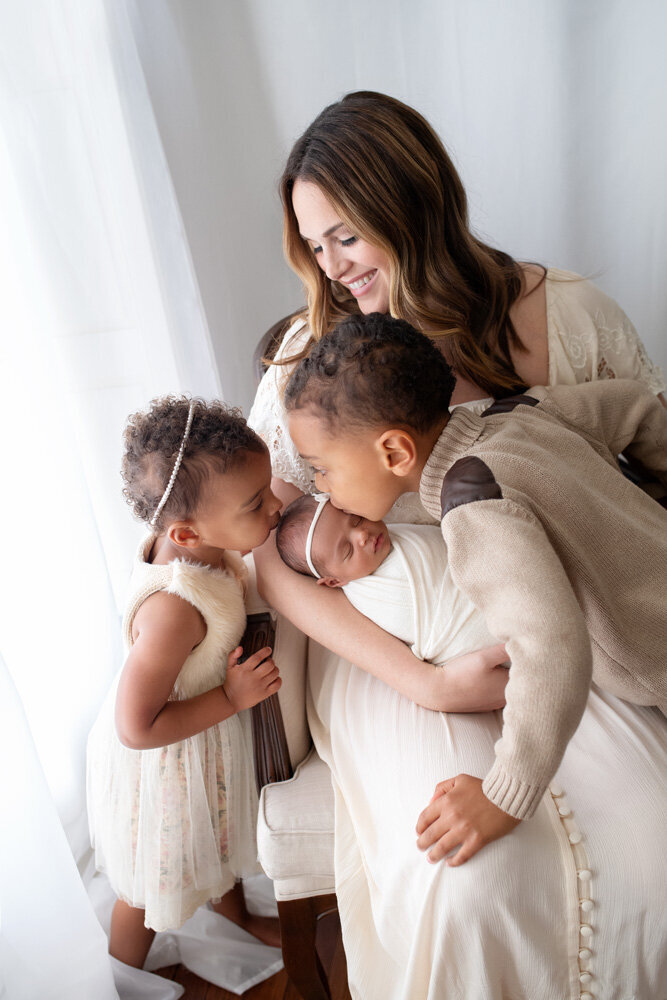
top-left (312, 503), bottom-right (391, 586)
top-left (288, 408), bottom-right (404, 522)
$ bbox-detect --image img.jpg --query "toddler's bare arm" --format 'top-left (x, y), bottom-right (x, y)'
top-left (115, 591), bottom-right (280, 749)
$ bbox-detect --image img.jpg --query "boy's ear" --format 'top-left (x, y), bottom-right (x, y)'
top-left (168, 521), bottom-right (201, 548)
top-left (376, 429), bottom-right (417, 478)
top-left (316, 575), bottom-right (344, 589)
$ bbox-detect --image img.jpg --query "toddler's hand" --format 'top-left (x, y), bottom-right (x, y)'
top-left (223, 645), bottom-right (281, 713)
top-left (415, 773), bottom-right (520, 866)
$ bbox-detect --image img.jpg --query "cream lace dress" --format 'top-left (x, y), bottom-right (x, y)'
top-left (248, 271), bottom-right (667, 1000)
top-left (87, 538), bottom-right (260, 932)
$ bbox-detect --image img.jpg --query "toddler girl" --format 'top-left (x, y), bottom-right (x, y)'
top-left (87, 395), bottom-right (282, 969)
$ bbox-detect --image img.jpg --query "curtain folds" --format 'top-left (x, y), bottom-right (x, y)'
top-left (0, 656), bottom-right (119, 1000)
top-left (0, 1), bottom-right (278, 997)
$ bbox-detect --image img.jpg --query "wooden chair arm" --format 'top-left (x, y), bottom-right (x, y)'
top-left (241, 612), bottom-right (293, 792)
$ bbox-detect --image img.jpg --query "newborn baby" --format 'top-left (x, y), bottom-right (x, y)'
top-left (276, 494), bottom-right (498, 665)
top-left (275, 493), bottom-right (392, 587)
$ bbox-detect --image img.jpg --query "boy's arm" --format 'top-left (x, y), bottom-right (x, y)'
top-left (442, 497), bottom-right (593, 820)
top-left (537, 379), bottom-right (667, 487)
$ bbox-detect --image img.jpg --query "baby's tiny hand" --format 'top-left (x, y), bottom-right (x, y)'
top-left (415, 773), bottom-right (520, 866)
top-left (223, 646), bottom-right (281, 713)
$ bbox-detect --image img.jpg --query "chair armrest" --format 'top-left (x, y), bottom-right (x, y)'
top-left (241, 612), bottom-right (293, 792)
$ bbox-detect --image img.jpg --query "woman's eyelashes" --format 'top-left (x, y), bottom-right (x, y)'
top-left (311, 235), bottom-right (358, 255)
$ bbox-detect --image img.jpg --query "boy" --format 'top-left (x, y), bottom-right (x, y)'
top-left (284, 312), bottom-right (667, 866)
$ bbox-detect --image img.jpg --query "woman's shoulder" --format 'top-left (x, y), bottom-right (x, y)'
top-left (250, 316), bottom-right (310, 407)
top-left (545, 269), bottom-right (665, 392)
top-left (546, 268), bottom-right (623, 318)
top-left (248, 315), bottom-right (318, 495)
top-left (272, 315), bottom-right (311, 362)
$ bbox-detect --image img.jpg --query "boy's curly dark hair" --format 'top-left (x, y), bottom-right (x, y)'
top-left (121, 395), bottom-right (266, 533)
top-left (275, 494), bottom-right (321, 578)
top-left (284, 313), bottom-right (456, 433)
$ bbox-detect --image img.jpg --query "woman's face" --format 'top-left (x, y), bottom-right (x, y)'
top-left (292, 179), bottom-right (391, 314)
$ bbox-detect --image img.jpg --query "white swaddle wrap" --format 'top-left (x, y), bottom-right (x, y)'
top-left (343, 523), bottom-right (496, 664)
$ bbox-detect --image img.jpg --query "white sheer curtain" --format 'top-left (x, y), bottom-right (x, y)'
top-left (0, 1), bottom-right (278, 997)
top-left (0, 656), bottom-right (117, 1000)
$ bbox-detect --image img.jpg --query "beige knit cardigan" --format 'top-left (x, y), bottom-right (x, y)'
top-left (419, 379), bottom-right (667, 820)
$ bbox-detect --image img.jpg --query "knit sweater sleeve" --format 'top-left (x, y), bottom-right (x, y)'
top-left (535, 379), bottom-right (667, 488)
top-left (441, 497), bottom-right (593, 820)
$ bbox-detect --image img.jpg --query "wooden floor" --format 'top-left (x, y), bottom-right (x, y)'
top-left (156, 910), bottom-right (352, 1000)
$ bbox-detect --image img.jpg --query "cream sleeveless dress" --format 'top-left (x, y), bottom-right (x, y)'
top-left (87, 537), bottom-right (260, 932)
top-left (249, 271), bottom-right (667, 1000)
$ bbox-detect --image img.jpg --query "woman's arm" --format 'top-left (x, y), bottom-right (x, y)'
top-left (115, 591), bottom-right (280, 749)
top-left (256, 478), bottom-right (508, 712)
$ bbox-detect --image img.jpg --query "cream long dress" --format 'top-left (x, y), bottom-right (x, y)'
top-left (248, 270), bottom-right (667, 1000)
top-left (87, 538), bottom-right (260, 932)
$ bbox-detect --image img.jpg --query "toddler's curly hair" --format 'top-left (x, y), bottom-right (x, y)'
top-left (284, 312), bottom-right (456, 433)
top-left (121, 395), bottom-right (266, 532)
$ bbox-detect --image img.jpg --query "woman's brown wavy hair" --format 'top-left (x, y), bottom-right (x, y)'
top-left (279, 90), bottom-right (541, 398)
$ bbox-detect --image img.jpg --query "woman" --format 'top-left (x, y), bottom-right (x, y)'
top-left (249, 92), bottom-right (666, 999)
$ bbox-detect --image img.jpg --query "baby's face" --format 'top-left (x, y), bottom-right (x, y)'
top-left (312, 502), bottom-right (391, 586)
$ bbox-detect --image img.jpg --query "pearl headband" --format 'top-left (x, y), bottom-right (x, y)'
top-left (304, 493), bottom-right (330, 579)
top-left (150, 400), bottom-right (195, 527)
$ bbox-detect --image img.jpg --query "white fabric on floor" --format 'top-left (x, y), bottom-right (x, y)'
top-left (88, 872), bottom-right (282, 998)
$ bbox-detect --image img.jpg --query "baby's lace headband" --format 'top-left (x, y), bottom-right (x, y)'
top-left (305, 493), bottom-right (330, 579)
top-left (150, 400), bottom-right (195, 527)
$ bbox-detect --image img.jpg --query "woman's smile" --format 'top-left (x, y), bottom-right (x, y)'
top-left (345, 268), bottom-right (378, 296)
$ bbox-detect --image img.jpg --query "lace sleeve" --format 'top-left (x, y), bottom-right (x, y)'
top-left (247, 319), bottom-right (318, 495)
top-left (546, 269), bottom-right (665, 394)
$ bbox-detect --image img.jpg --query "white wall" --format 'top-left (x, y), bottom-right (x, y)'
top-left (130, 0), bottom-right (667, 412)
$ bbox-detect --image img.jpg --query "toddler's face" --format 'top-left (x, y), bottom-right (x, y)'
top-left (289, 408), bottom-right (402, 523)
top-left (196, 449), bottom-right (282, 553)
top-left (311, 502), bottom-right (391, 586)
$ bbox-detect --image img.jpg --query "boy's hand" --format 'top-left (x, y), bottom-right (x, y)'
top-left (223, 645), bottom-right (281, 712)
top-left (416, 774), bottom-right (520, 865)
